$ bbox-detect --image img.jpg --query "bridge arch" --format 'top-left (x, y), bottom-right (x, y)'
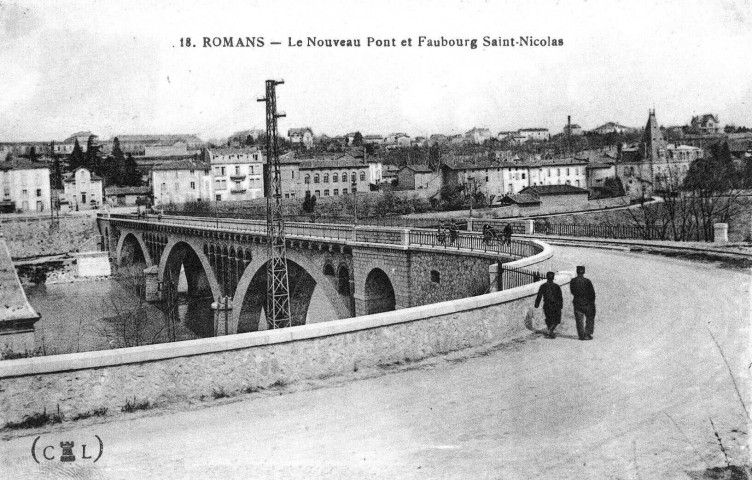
top-left (363, 268), bottom-right (396, 315)
top-left (231, 250), bottom-right (352, 334)
top-left (158, 239), bottom-right (222, 301)
top-left (116, 231), bottom-right (152, 267)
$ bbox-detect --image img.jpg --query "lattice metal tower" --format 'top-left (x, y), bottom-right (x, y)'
top-left (258, 80), bottom-right (291, 329)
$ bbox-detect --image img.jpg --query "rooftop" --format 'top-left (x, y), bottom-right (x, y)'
top-left (520, 184), bottom-right (590, 196)
top-left (0, 158), bottom-right (50, 171)
top-left (152, 159), bottom-right (211, 171)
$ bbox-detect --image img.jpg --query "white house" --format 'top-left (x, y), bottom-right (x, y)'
top-left (63, 167), bottom-right (104, 210)
top-left (152, 159), bottom-right (213, 206)
top-left (517, 128), bottom-right (550, 142)
top-left (209, 148), bottom-right (265, 202)
top-left (288, 128), bottom-right (314, 149)
top-left (0, 158), bottom-right (51, 213)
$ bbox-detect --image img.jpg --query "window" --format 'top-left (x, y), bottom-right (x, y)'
top-left (314, 174), bottom-right (320, 183)
top-left (304, 175), bottom-right (310, 184)
top-left (566, 168), bottom-right (570, 176)
top-left (351, 173), bottom-right (356, 183)
top-left (359, 172), bottom-right (365, 181)
top-left (430, 270), bottom-right (440, 283)
top-left (284, 194), bottom-right (289, 198)
top-left (557, 168), bottom-right (561, 176)
top-left (324, 189), bottom-right (329, 196)
top-left (323, 174), bottom-right (329, 183)
top-left (342, 188), bottom-right (348, 195)
top-left (22, 189), bottom-right (28, 196)
top-left (342, 171), bottom-right (347, 182)
top-left (521, 173), bottom-right (526, 179)
top-left (221, 167), bottom-right (226, 175)
top-left (333, 189), bottom-right (339, 196)
top-left (333, 173), bottom-right (338, 183)
top-left (547, 169), bottom-right (551, 177)
top-left (36, 189), bottom-right (42, 197)
top-left (314, 190), bottom-right (320, 197)
top-left (190, 182), bottom-right (196, 190)
top-left (235, 166), bottom-right (240, 174)
top-left (485, 176), bottom-right (489, 182)
top-left (235, 181), bottom-right (241, 189)
top-left (216, 194), bottom-right (221, 201)
top-left (190, 170), bottom-right (195, 174)
top-left (352, 186), bottom-right (357, 193)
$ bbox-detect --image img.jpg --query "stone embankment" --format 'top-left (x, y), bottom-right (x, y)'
top-left (0, 215), bottom-right (99, 259)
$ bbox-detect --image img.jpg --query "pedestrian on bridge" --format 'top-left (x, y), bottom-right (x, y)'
top-left (534, 271), bottom-right (563, 338)
top-left (503, 223), bottom-right (513, 246)
top-left (570, 266), bottom-right (596, 340)
top-left (448, 220), bottom-right (459, 245)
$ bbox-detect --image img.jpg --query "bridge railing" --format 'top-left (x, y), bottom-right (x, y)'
top-left (104, 214), bottom-right (543, 258)
top-left (408, 229), bottom-right (542, 259)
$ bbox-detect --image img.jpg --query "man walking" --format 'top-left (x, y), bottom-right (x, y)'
top-left (570, 265), bottom-right (596, 340)
top-left (534, 271), bottom-right (563, 338)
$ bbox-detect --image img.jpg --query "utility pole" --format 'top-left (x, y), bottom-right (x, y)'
top-left (258, 80), bottom-right (291, 329)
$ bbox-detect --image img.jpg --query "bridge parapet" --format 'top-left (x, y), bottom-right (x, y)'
top-left (100, 214), bottom-right (544, 261)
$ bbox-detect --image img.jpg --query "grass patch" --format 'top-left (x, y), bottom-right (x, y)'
top-left (5, 406), bottom-right (63, 430)
top-left (71, 407), bottom-right (108, 421)
top-left (212, 387), bottom-right (230, 400)
top-left (121, 397), bottom-right (151, 413)
top-left (269, 379), bottom-right (288, 389)
top-left (241, 385), bottom-right (263, 394)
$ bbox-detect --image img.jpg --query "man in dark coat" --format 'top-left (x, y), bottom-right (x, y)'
top-left (503, 223), bottom-right (513, 246)
top-left (569, 265), bottom-right (596, 340)
top-left (534, 271), bottom-right (563, 338)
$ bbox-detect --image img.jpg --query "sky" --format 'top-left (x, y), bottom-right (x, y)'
top-left (0, 0), bottom-right (750, 142)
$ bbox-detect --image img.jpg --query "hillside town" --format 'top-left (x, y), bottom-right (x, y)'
top-left (2, 110), bottom-right (751, 217)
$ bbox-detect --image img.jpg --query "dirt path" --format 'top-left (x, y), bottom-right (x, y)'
top-left (1, 246), bottom-right (749, 479)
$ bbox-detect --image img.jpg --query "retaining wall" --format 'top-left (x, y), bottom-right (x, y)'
top-left (1, 215), bottom-right (99, 259)
top-left (0, 270), bottom-right (571, 425)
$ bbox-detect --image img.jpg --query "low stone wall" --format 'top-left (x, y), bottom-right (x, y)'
top-left (0, 271), bottom-right (572, 425)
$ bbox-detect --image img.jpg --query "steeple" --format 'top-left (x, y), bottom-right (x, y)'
top-left (641, 109), bottom-right (664, 161)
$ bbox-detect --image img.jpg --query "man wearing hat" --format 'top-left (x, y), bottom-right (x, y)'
top-left (534, 271), bottom-right (563, 338)
top-left (570, 266), bottom-right (596, 340)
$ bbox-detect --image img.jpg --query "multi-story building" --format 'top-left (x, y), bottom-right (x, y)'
top-left (63, 167), bottom-right (104, 210)
top-left (590, 122), bottom-right (633, 135)
top-left (266, 152), bottom-right (302, 199)
top-left (396, 165), bottom-right (437, 191)
top-left (526, 158), bottom-right (588, 190)
top-left (0, 142), bottom-right (52, 158)
top-left (384, 133), bottom-right (411, 147)
top-left (465, 128), bottom-right (492, 144)
top-left (298, 154), bottom-right (370, 198)
top-left (288, 128), bottom-right (314, 149)
top-left (690, 114), bottom-right (721, 134)
top-left (109, 134), bottom-right (204, 156)
top-left (363, 134), bottom-right (384, 145)
top-left (517, 128), bottom-right (550, 142)
top-left (586, 161), bottom-right (617, 193)
top-left (152, 159), bottom-right (213, 206)
top-left (365, 158), bottom-right (383, 185)
top-left (441, 156), bottom-right (588, 201)
top-left (0, 158), bottom-right (51, 213)
top-left (562, 123), bottom-right (583, 136)
top-left (617, 110), bottom-right (703, 198)
top-left (209, 149), bottom-right (265, 202)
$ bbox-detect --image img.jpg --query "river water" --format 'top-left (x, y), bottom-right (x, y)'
top-left (23, 274), bottom-right (336, 355)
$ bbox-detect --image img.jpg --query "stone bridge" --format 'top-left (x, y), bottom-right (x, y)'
top-left (97, 214), bottom-right (544, 336)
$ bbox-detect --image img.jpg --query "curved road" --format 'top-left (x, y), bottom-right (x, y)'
top-left (1, 246), bottom-right (749, 479)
